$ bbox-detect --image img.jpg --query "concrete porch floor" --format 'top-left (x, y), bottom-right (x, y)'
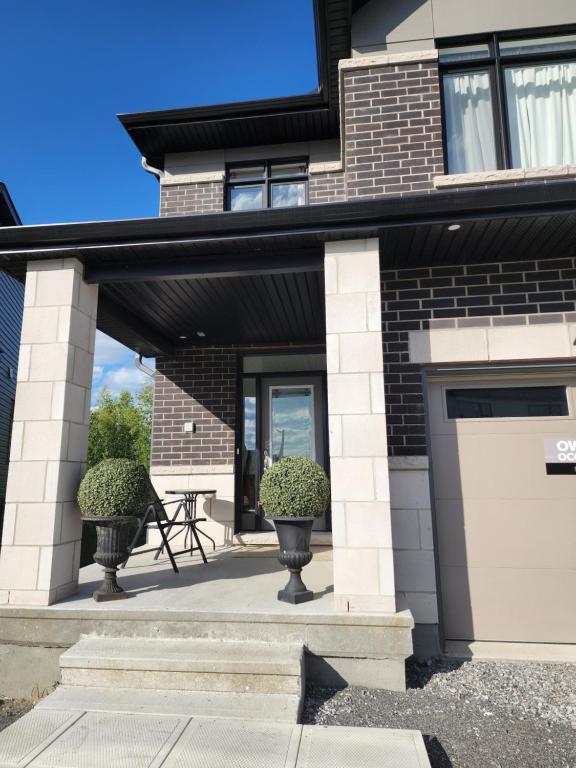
top-left (63, 545), bottom-right (337, 616)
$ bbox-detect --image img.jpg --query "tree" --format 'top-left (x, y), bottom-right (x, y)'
top-left (87, 383), bottom-right (153, 469)
top-left (82, 382), bottom-right (153, 566)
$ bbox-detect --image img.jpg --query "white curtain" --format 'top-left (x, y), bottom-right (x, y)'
top-left (505, 63), bottom-right (576, 168)
top-left (443, 71), bottom-right (498, 174)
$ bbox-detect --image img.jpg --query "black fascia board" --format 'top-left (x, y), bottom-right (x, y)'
top-left (117, 92), bottom-right (327, 131)
top-left (0, 180), bottom-right (575, 262)
top-left (116, 0), bottom-right (350, 163)
top-left (0, 183), bottom-right (21, 227)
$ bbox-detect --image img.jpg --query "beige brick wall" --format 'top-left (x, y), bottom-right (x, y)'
top-left (0, 259), bottom-right (98, 605)
top-left (325, 238), bottom-right (396, 613)
top-left (149, 467), bottom-right (235, 548)
top-left (389, 457), bottom-right (438, 625)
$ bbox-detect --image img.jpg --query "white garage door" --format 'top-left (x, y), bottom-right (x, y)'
top-left (428, 371), bottom-right (576, 643)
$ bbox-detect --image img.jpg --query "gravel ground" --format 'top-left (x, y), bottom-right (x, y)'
top-left (0, 698), bottom-right (33, 734)
top-left (303, 658), bottom-right (576, 768)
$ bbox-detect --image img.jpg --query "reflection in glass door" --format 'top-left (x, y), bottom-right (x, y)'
top-left (266, 385), bottom-right (315, 468)
top-left (239, 378), bottom-right (259, 531)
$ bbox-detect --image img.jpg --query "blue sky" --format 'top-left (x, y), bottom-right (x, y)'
top-left (1, 1), bottom-right (318, 400)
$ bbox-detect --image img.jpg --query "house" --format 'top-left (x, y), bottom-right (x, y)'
top-left (0, 184), bottom-right (22, 542)
top-left (0, 0), bottom-right (575, 666)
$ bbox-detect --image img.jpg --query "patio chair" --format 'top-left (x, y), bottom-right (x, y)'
top-left (122, 471), bottom-right (208, 573)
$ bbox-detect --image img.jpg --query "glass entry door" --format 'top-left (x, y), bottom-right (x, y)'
top-left (265, 382), bottom-right (317, 466)
top-left (238, 373), bottom-right (328, 532)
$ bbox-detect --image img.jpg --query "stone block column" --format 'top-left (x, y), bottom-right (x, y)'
top-left (325, 239), bottom-right (395, 613)
top-left (0, 258), bottom-right (98, 605)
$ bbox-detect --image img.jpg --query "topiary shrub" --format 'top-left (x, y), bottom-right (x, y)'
top-left (78, 459), bottom-right (149, 519)
top-left (259, 456), bottom-right (330, 519)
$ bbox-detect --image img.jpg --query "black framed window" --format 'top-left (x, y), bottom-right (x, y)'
top-left (439, 29), bottom-right (576, 174)
top-left (225, 159), bottom-right (308, 211)
top-left (446, 386), bottom-right (569, 419)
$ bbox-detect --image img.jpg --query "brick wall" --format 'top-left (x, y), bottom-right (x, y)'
top-left (160, 182), bottom-right (223, 216)
top-left (382, 257), bottom-right (576, 455)
top-left (309, 170), bottom-right (346, 204)
top-left (343, 59), bottom-right (444, 197)
top-left (159, 172), bottom-right (347, 215)
top-left (152, 346), bottom-right (236, 467)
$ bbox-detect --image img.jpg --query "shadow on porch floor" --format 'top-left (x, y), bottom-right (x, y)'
top-left (57, 546), bottom-right (335, 615)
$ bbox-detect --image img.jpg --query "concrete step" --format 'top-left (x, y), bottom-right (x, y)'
top-left (234, 531), bottom-right (332, 546)
top-left (38, 685), bottom-right (303, 723)
top-left (60, 636), bottom-right (304, 696)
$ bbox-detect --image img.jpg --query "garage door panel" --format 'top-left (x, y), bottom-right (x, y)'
top-left (441, 566), bottom-right (576, 643)
top-left (429, 374), bottom-right (576, 644)
top-left (437, 499), bottom-right (576, 569)
top-left (450, 433), bottom-right (576, 499)
top-left (429, 435), bottom-right (463, 498)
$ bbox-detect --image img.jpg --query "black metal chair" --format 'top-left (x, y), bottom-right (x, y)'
top-left (122, 472), bottom-right (208, 573)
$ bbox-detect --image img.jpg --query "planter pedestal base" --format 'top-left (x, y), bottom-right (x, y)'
top-left (272, 517), bottom-right (315, 605)
top-left (278, 586), bottom-right (314, 604)
top-left (92, 566), bottom-right (128, 602)
top-left (93, 591), bottom-right (128, 603)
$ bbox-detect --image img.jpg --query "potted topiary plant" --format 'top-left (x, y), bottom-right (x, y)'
top-left (259, 456), bottom-right (330, 604)
top-left (77, 458), bottom-right (149, 602)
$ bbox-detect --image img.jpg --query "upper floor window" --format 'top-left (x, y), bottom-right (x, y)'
top-left (226, 160), bottom-right (308, 211)
top-left (439, 31), bottom-right (576, 174)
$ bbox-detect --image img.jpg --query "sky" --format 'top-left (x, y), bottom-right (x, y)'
top-left (1, 1), bottom-right (318, 400)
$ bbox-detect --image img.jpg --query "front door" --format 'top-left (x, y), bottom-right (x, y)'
top-left (238, 372), bottom-right (328, 532)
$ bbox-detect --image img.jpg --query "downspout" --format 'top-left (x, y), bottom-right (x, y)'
top-left (141, 157), bottom-right (165, 180)
top-left (141, 157), bottom-right (165, 217)
top-left (135, 355), bottom-right (155, 473)
top-left (135, 354), bottom-right (155, 377)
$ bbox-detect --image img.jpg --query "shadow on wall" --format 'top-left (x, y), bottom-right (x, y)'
top-left (425, 376), bottom-right (474, 644)
top-left (352, 0), bottom-right (432, 52)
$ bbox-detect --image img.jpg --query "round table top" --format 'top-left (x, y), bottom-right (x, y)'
top-left (165, 489), bottom-right (217, 496)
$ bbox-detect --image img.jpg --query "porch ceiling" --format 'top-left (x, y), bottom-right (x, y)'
top-left (98, 268), bottom-right (326, 355)
top-left (380, 211), bottom-right (576, 269)
top-left (0, 181), bottom-right (575, 356)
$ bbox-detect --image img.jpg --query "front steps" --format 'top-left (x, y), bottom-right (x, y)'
top-left (57, 636), bottom-right (304, 722)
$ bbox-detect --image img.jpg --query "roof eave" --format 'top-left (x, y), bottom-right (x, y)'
top-left (0, 183), bottom-right (21, 227)
top-left (0, 179), bottom-right (574, 259)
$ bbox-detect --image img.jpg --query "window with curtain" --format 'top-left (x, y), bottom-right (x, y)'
top-left (443, 71), bottom-right (498, 173)
top-left (439, 31), bottom-right (576, 174)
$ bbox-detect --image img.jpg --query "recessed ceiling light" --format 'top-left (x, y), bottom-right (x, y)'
top-left (196, 331), bottom-right (206, 337)
top-left (179, 335), bottom-right (187, 340)
top-left (447, 224), bottom-right (461, 232)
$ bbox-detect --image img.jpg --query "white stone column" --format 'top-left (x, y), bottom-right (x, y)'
top-left (0, 258), bottom-right (98, 605)
top-left (325, 239), bottom-right (395, 613)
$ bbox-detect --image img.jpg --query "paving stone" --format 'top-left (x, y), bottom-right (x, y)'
top-left (28, 712), bottom-right (184, 768)
top-left (0, 710), bottom-right (80, 767)
top-left (297, 725), bottom-right (430, 768)
top-left (160, 718), bottom-right (300, 768)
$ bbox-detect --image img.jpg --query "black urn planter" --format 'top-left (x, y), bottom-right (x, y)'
top-left (271, 517), bottom-right (315, 604)
top-left (82, 517), bottom-right (135, 602)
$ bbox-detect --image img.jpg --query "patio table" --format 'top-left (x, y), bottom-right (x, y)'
top-left (166, 489), bottom-right (217, 551)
